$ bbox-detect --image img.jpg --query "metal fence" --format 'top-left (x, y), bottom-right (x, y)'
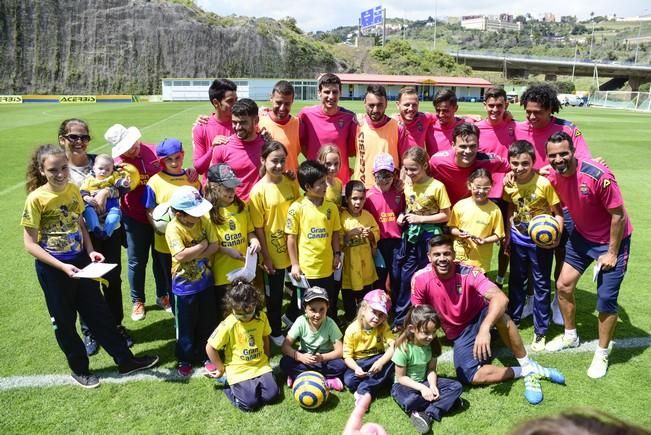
top-left (590, 91), bottom-right (651, 111)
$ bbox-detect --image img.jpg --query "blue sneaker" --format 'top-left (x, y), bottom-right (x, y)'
top-left (524, 374), bottom-right (543, 405)
top-left (527, 361), bottom-right (566, 385)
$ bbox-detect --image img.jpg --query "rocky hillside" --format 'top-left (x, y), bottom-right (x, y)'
top-left (0, 0), bottom-right (338, 94)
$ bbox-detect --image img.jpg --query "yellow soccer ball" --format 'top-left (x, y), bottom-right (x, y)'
top-left (292, 371), bottom-right (329, 409)
top-left (528, 214), bottom-right (561, 248)
top-left (116, 162), bottom-right (141, 191)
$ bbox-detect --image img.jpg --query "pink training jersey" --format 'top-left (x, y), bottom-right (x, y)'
top-left (411, 263), bottom-right (495, 340)
top-left (192, 114), bottom-right (234, 176)
top-left (428, 150), bottom-right (510, 206)
top-left (364, 185), bottom-right (405, 239)
top-left (298, 105), bottom-right (356, 183)
top-left (547, 159), bottom-right (633, 244)
top-left (115, 143), bottom-right (161, 224)
top-left (393, 112), bottom-right (436, 157)
top-left (476, 119), bottom-right (516, 199)
top-left (210, 134), bottom-right (265, 202)
top-left (425, 116), bottom-right (465, 156)
top-left (514, 117), bottom-right (591, 170)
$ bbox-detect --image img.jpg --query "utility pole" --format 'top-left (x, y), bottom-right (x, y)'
top-left (572, 42), bottom-right (578, 82)
top-left (634, 11), bottom-right (646, 64)
top-left (382, 8), bottom-right (386, 47)
top-left (433, 0), bottom-right (438, 49)
top-left (588, 12), bottom-right (595, 60)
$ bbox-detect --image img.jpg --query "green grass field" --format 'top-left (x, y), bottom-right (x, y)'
top-left (0, 101), bottom-right (650, 434)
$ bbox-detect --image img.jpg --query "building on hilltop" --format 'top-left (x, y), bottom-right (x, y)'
top-left (461, 15), bottom-right (522, 32)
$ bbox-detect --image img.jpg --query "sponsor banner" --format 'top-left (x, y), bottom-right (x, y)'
top-left (59, 95), bottom-right (97, 103)
top-left (0, 96), bottom-right (23, 104)
top-left (96, 95), bottom-right (134, 103)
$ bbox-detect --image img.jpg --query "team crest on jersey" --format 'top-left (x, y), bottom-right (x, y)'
top-left (456, 283), bottom-right (462, 294)
top-left (508, 127), bottom-right (514, 137)
top-left (580, 183), bottom-right (590, 195)
top-left (338, 119), bottom-right (345, 129)
top-left (395, 195), bottom-right (402, 205)
top-left (248, 334), bottom-right (255, 347)
top-left (326, 208), bottom-right (332, 220)
top-left (417, 121), bottom-right (424, 132)
top-left (574, 129), bottom-right (582, 137)
top-left (228, 219), bottom-right (236, 231)
top-left (603, 179), bottom-right (611, 188)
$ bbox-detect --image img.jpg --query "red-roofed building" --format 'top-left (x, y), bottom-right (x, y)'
top-left (335, 73), bottom-right (492, 101)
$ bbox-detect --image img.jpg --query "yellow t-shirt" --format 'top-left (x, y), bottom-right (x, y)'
top-left (207, 311), bottom-right (272, 385)
top-left (343, 320), bottom-right (394, 360)
top-left (248, 176), bottom-right (300, 269)
top-left (340, 210), bottom-right (380, 290)
top-left (325, 177), bottom-right (343, 207)
top-left (21, 183), bottom-right (84, 260)
top-left (211, 203), bottom-right (254, 286)
top-left (353, 115), bottom-right (400, 188)
top-left (502, 173), bottom-right (560, 236)
top-left (404, 178), bottom-right (451, 216)
top-left (147, 171), bottom-right (201, 254)
top-left (80, 171), bottom-right (123, 193)
top-left (285, 197), bottom-right (341, 279)
top-left (448, 197), bottom-right (505, 272)
top-left (166, 215), bottom-right (217, 295)
top-left (258, 114), bottom-right (301, 174)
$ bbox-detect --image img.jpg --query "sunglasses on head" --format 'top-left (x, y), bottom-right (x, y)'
top-left (63, 134), bottom-right (91, 142)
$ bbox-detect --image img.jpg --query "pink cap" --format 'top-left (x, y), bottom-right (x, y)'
top-left (373, 153), bottom-right (395, 173)
top-left (363, 289), bottom-right (391, 315)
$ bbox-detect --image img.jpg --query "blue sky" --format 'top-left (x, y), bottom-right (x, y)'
top-left (195, 1), bottom-right (649, 32)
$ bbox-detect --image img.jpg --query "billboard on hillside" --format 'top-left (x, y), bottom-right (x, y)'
top-left (360, 5), bottom-right (383, 29)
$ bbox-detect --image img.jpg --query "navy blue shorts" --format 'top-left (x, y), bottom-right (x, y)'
top-left (564, 231), bottom-right (631, 314)
top-left (452, 307), bottom-right (490, 384)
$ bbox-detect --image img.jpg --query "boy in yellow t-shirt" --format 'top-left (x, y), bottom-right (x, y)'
top-left (503, 140), bottom-right (563, 352)
top-left (286, 160), bottom-right (342, 321)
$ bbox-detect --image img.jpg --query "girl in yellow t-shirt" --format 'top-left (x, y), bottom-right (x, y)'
top-left (318, 144), bottom-right (343, 207)
top-left (204, 163), bottom-right (261, 316)
top-left (248, 141), bottom-right (300, 345)
top-left (205, 281), bottom-right (279, 411)
top-left (340, 180), bottom-right (380, 322)
top-left (448, 168), bottom-right (504, 272)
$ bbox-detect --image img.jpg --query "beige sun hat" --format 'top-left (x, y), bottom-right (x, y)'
top-left (105, 124), bottom-right (142, 158)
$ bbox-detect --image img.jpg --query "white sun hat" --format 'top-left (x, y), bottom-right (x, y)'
top-left (105, 124), bottom-right (142, 158)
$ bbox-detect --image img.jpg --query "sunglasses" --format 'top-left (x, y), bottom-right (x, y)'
top-left (63, 134), bottom-right (91, 142)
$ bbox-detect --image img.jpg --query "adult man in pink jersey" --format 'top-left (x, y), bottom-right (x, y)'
top-left (429, 123), bottom-right (510, 206)
top-left (425, 90), bottom-right (469, 156)
top-left (544, 132), bottom-right (632, 379)
top-left (192, 79), bottom-right (237, 178)
top-left (411, 235), bottom-right (565, 404)
top-left (298, 73), bottom-right (357, 183)
top-left (392, 86), bottom-right (435, 156)
top-left (514, 84), bottom-right (591, 170)
top-left (210, 98), bottom-right (265, 201)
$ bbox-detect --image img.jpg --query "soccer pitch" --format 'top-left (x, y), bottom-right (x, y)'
top-left (0, 101), bottom-right (650, 434)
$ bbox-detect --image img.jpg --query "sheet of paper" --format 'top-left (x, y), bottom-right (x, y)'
top-left (74, 262), bottom-right (117, 279)
top-left (593, 263), bottom-right (602, 282)
top-left (226, 247), bottom-right (258, 283)
top-left (289, 274), bottom-right (310, 289)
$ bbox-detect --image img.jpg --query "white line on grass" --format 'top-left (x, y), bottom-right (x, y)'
top-left (0, 104), bottom-right (202, 198)
top-left (1, 336), bottom-right (649, 391)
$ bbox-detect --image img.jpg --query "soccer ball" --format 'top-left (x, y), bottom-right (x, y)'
top-left (152, 202), bottom-right (173, 234)
top-left (528, 214), bottom-right (561, 248)
top-left (292, 371), bottom-right (329, 409)
top-left (116, 162), bottom-right (141, 191)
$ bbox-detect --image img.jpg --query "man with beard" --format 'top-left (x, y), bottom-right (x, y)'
top-left (544, 132), bottom-right (632, 379)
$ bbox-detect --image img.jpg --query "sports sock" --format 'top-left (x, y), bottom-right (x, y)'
top-left (595, 346), bottom-right (609, 358)
top-left (516, 355), bottom-right (531, 368)
top-left (564, 329), bottom-right (578, 340)
top-left (495, 275), bottom-right (504, 285)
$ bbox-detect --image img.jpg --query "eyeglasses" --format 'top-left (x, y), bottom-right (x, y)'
top-left (63, 134), bottom-right (91, 142)
top-left (470, 185), bottom-right (491, 192)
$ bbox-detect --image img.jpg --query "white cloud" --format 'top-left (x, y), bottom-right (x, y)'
top-left (194, 0), bottom-right (649, 32)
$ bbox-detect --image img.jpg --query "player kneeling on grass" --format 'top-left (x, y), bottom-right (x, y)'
top-left (391, 305), bottom-right (463, 434)
top-left (22, 144), bottom-right (158, 389)
top-left (411, 235), bottom-right (565, 405)
top-left (205, 281), bottom-right (279, 411)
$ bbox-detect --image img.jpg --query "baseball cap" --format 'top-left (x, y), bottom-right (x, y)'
top-left (373, 153), bottom-right (395, 173)
top-left (156, 138), bottom-right (183, 158)
top-left (207, 164), bottom-right (242, 188)
top-left (105, 124), bottom-right (142, 159)
top-left (303, 287), bottom-right (329, 304)
top-left (169, 186), bottom-right (212, 217)
top-left (363, 289), bottom-right (391, 315)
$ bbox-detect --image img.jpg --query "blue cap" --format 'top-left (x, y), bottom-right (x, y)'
top-left (169, 186), bottom-right (212, 217)
top-left (156, 138), bottom-right (183, 158)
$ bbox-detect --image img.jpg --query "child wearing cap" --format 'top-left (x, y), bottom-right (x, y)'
top-left (363, 153), bottom-right (405, 308)
top-left (144, 138), bottom-right (201, 313)
top-left (165, 185), bottom-right (219, 377)
top-left (204, 163), bottom-right (261, 316)
top-left (343, 289), bottom-right (395, 409)
top-left (280, 286), bottom-right (346, 391)
top-left (80, 154), bottom-right (130, 239)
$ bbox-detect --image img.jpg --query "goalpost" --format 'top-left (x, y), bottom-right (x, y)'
top-left (590, 91), bottom-right (651, 112)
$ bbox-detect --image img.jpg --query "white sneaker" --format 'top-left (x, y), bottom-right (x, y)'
top-left (587, 352), bottom-right (609, 379)
top-left (545, 334), bottom-right (580, 352)
top-left (531, 335), bottom-right (546, 352)
top-left (551, 294), bottom-right (564, 325)
top-left (270, 335), bottom-right (285, 347)
top-left (522, 295), bottom-right (534, 319)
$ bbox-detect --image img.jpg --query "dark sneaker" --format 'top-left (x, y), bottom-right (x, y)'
top-left (117, 325), bottom-right (134, 348)
top-left (410, 411), bottom-right (432, 434)
top-left (118, 355), bottom-right (159, 375)
top-left (71, 372), bottom-right (100, 389)
top-left (84, 334), bottom-right (98, 357)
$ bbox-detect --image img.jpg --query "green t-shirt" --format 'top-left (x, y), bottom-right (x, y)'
top-left (392, 341), bottom-right (432, 383)
top-left (287, 315), bottom-right (342, 354)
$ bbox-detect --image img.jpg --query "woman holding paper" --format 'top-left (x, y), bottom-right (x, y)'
top-left (58, 119), bottom-right (132, 355)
